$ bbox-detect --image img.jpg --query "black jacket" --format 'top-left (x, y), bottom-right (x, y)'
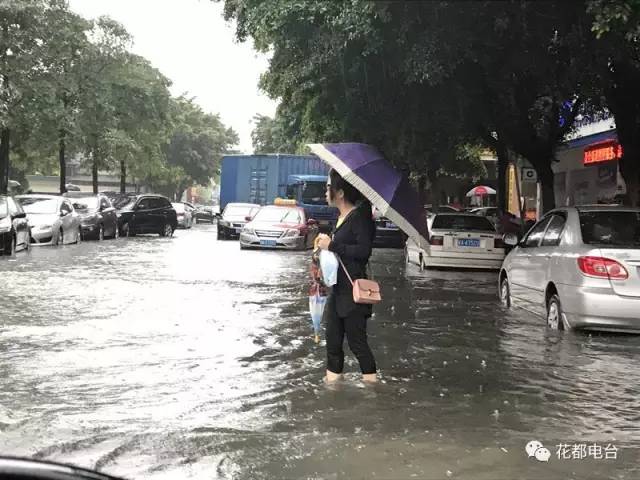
top-left (328, 204), bottom-right (376, 317)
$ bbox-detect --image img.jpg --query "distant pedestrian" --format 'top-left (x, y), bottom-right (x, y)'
top-left (316, 169), bottom-right (377, 384)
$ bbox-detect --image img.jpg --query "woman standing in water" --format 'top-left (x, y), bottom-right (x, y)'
top-left (316, 169), bottom-right (377, 384)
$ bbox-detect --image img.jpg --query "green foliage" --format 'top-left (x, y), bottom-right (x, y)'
top-left (0, 0), bottom-right (237, 195)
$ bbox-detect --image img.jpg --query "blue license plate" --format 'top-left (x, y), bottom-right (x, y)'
top-left (260, 239), bottom-right (277, 247)
top-left (458, 238), bottom-right (480, 248)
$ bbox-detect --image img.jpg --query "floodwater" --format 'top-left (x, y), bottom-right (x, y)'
top-left (1, 225), bottom-right (639, 479)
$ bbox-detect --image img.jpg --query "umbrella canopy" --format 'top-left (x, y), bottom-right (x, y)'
top-left (466, 185), bottom-right (496, 197)
top-left (308, 143), bottom-right (429, 248)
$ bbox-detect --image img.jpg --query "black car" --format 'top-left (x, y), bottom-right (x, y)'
top-left (64, 192), bottom-right (119, 240)
top-left (0, 195), bottom-right (30, 255)
top-left (116, 194), bottom-right (178, 237)
top-left (372, 209), bottom-right (406, 248)
top-left (194, 205), bottom-right (218, 224)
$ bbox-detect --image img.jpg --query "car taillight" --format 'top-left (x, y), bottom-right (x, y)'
top-left (429, 235), bottom-right (443, 246)
top-left (494, 238), bottom-right (505, 248)
top-left (577, 256), bottom-right (628, 280)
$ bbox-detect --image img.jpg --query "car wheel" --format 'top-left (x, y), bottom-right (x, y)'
top-left (500, 277), bottom-right (511, 308)
top-left (4, 234), bottom-right (16, 256)
top-left (547, 294), bottom-right (564, 330)
top-left (98, 225), bottom-right (104, 241)
top-left (160, 223), bottom-right (173, 237)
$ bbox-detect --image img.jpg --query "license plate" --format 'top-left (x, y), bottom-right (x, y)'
top-left (458, 238), bottom-right (480, 247)
top-left (260, 239), bottom-right (277, 247)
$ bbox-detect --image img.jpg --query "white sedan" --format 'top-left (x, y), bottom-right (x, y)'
top-left (16, 195), bottom-right (82, 246)
top-left (406, 213), bottom-right (505, 270)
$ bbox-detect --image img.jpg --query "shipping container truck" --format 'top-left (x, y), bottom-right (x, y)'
top-left (219, 154), bottom-right (338, 231)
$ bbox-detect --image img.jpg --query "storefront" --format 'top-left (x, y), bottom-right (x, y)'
top-left (553, 122), bottom-right (625, 207)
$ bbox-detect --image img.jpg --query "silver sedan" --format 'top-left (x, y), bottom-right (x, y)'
top-left (499, 206), bottom-right (640, 333)
top-left (16, 195), bottom-right (82, 246)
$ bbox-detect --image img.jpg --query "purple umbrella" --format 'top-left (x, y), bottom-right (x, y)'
top-left (308, 143), bottom-right (429, 247)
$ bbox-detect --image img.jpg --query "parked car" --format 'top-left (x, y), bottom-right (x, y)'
top-left (424, 204), bottom-right (460, 218)
top-left (372, 208), bottom-right (406, 248)
top-left (217, 203), bottom-right (260, 240)
top-left (172, 202), bottom-right (195, 229)
top-left (471, 207), bottom-right (500, 225)
top-left (116, 195), bottom-right (178, 237)
top-left (194, 205), bottom-right (217, 224)
top-left (16, 195), bottom-right (81, 246)
top-left (0, 195), bottom-right (31, 255)
top-left (239, 202), bottom-right (319, 250)
top-left (499, 206), bottom-right (640, 333)
top-left (406, 213), bottom-right (505, 270)
top-left (64, 192), bottom-right (119, 240)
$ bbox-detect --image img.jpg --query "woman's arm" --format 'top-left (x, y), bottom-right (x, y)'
top-left (328, 215), bottom-right (373, 260)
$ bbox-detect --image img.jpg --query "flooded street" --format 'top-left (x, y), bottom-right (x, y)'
top-left (1, 225), bottom-right (640, 480)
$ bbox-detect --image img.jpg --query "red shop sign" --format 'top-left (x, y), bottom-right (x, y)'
top-left (583, 140), bottom-right (623, 165)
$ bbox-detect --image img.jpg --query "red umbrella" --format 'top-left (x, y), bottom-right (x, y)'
top-left (466, 185), bottom-right (496, 197)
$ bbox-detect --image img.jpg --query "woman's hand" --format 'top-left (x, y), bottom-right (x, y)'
top-left (317, 234), bottom-right (332, 250)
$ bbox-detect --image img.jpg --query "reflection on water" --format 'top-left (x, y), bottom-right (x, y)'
top-left (1, 226), bottom-right (639, 479)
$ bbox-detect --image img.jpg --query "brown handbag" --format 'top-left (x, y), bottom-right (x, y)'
top-left (338, 257), bottom-right (382, 305)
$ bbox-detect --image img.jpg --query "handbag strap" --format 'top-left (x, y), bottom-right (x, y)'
top-left (337, 256), bottom-right (355, 286)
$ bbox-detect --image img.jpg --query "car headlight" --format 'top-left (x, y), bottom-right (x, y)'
top-left (243, 229), bottom-right (256, 236)
top-left (284, 229), bottom-right (299, 238)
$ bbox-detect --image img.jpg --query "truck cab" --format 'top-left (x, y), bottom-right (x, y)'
top-left (285, 174), bottom-right (338, 233)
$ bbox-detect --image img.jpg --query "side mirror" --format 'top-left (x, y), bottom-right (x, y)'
top-left (503, 233), bottom-right (519, 247)
top-left (307, 218), bottom-right (318, 226)
top-left (245, 216), bottom-right (253, 222)
top-left (13, 212), bottom-right (27, 219)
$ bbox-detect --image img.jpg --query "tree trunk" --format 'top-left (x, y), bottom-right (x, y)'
top-left (538, 161), bottom-right (556, 213)
top-left (619, 154), bottom-right (640, 207)
top-left (92, 158), bottom-right (99, 194)
top-left (495, 141), bottom-right (509, 212)
top-left (0, 128), bottom-right (9, 195)
top-left (120, 160), bottom-right (126, 193)
top-left (417, 173), bottom-right (427, 207)
top-left (59, 130), bottom-right (67, 194)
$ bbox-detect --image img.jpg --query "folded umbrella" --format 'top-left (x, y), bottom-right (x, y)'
top-left (308, 143), bottom-right (429, 247)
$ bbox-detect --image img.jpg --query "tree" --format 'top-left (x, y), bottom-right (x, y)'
top-left (251, 113), bottom-right (299, 154)
top-left (589, 0), bottom-right (640, 206)
top-left (0, 0), bottom-right (53, 194)
top-left (158, 97), bottom-right (238, 200)
top-left (76, 16), bottom-right (132, 193)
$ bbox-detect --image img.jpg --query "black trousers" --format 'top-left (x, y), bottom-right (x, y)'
top-left (325, 295), bottom-right (377, 375)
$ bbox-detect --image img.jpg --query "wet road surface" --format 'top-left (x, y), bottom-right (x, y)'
top-left (1, 224), bottom-right (640, 479)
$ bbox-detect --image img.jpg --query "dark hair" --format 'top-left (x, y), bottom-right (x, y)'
top-left (328, 169), bottom-right (366, 206)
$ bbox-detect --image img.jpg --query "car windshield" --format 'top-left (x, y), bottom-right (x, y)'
top-left (71, 197), bottom-right (98, 211)
top-left (253, 207), bottom-right (301, 224)
top-left (432, 215), bottom-right (496, 231)
top-left (301, 182), bottom-right (327, 205)
top-left (224, 205), bottom-right (257, 217)
top-left (17, 197), bottom-right (58, 214)
top-left (113, 196), bottom-right (136, 209)
top-left (0, 198), bottom-right (7, 218)
top-left (580, 211), bottom-right (640, 247)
